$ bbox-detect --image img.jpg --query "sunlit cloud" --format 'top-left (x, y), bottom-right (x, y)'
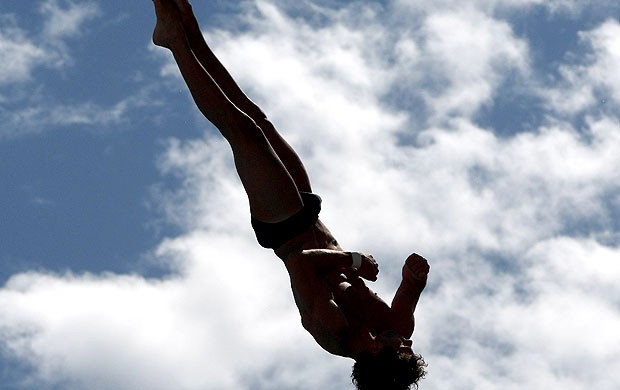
top-left (414, 8), bottom-right (529, 121)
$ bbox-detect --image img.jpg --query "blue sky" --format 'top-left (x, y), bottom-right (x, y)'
top-left (0, 0), bottom-right (172, 279)
top-left (1, 1), bottom-right (620, 389)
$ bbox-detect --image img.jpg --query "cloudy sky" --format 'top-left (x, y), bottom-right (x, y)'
top-left (1, 0), bottom-right (620, 389)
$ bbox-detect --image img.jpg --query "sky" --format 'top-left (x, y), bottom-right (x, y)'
top-left (1, 0), bottom-right (620, 389)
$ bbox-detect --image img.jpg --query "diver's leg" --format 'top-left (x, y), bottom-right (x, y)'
top-left (173, 0), bottom-right (312, 192)
top-left (153, 0), bottom-right (302, 222)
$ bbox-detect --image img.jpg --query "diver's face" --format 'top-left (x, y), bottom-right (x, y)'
top-left (374, 330), bottom-right (413, 356)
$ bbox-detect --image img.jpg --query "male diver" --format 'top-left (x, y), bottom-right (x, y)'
top-left (151, 1), bottom-right (429, 388)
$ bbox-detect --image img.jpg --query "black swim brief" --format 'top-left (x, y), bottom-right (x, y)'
top-left (251, 192), bottom-right (322, 249)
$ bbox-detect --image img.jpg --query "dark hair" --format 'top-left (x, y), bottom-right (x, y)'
top-left (351, 347), bottom-right (427, 390)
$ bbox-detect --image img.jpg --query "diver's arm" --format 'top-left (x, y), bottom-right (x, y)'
top-left (391, 254), bottom-right (429, 337)
top-left (300, 249), bottom-right (378, 281)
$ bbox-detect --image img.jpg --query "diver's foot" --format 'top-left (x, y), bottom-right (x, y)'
top-left (152, 0), bottom-right (186, 49)
top-left (402, 254), bottom-right (429, 290)
top-left (171, 0), bottom-right (204, 40)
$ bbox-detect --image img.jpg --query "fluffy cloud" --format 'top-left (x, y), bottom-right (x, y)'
top-left (0, 1), bottom-right (99, 86)
top-left (415, 9), bottom-right (528, 120)
top-left (542, 19), bottom-right (620, 114)
top-left (0, 234), bottom-right (351, 390)
top-left (1, 1), bottom-right (620, 390)
top-left (0, 16), bottom-right (47, 86)
top-left (40, 0), bottom-right (100, 42)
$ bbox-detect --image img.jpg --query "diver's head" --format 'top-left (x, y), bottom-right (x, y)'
top-left (351, 332), bottom-right (427, 390)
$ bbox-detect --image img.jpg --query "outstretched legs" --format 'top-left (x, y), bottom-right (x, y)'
top-left (171, 0), bottom-right (312, 192)
top-left (152, 0), bottom-right (306, 222)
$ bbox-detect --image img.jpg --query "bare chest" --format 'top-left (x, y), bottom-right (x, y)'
top-left (285, 258), bottom-right (331, 319)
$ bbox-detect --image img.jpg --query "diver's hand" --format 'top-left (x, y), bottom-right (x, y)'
top-left (355, 253), bottom-right (379, 282)
top-left (403, 254), bottom-right (429, 287)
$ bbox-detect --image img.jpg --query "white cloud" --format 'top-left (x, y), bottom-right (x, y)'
top-left (39, 0), bottom-right (100, 41)
top-left (543, 19), bottom-right (620, 114)
top-left (0, 16), bottom-right (47, 86)
top-left (394, 0), bottom-right (619, 16)
top-left (0, 0), bottom-right (100, 86)
top-left (2, 1), bottom-right (620, 389)
top-left (0, 234), bottom-right (352, 390)
top-left (0, 0), bottom-right (146, 139)
top-left (414, 9), bottom-right (529, 121)
top-left (0, 85), bottom-right (163, 140)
